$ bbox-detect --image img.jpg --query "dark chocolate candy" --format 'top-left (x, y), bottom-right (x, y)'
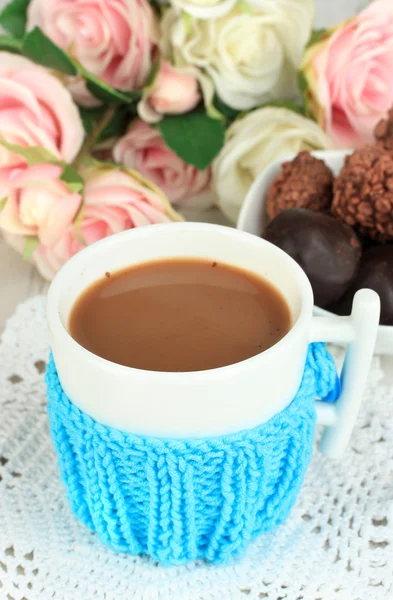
top-left (329, 245), bottom-right (393, 325)
top-left (266, 151), bottom-right (333, 220)
top-left (264, 208), bottom-right (362, 307)
top-left (332, 144), bottom-right (393, 242)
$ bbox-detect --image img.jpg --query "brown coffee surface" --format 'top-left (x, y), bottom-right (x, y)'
top-left (69, 259), bottom-right (291, 372)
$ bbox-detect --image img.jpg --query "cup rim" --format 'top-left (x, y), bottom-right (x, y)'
top-left (47, 222), bottom-right (314, 380)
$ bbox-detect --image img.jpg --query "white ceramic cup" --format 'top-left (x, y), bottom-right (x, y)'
top-left (47, 222), bottom-right (380, 458)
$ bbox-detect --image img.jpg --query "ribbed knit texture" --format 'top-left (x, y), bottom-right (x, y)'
top-left (46, 343), bottom-right (339, 566)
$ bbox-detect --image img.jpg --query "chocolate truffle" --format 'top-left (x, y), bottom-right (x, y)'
top-left (264, 208), bottom-right (362, 307)
top-left (266, 151), bottom-right (334, 220)
top-left (329, 245), bottom-right (393, 325)
top-left (374, 108), bottom-right (393, 153)
top-left (332, 145), bottom-right (393, 242)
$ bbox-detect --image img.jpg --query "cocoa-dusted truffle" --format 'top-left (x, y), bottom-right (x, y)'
top-left (374, 108), bottom-right (393, 153)
top-left (332, 145), bottom-right (393, 242)
top-left (266, 151), bottom-right (334, 220)
top-left (329, 245), bottom-right (393, 325)
top-left (264, 208), bottom-right (362, 307)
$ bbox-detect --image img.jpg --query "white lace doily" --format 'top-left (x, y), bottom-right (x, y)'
top-left (0, 296), bottom-right (391, 600)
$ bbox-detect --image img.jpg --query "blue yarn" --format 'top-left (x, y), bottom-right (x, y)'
top-left (46, 343), bottom-right (338, 566)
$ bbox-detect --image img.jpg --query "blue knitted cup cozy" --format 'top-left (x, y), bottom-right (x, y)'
top-left (46, 343), bottom-right (339, 566)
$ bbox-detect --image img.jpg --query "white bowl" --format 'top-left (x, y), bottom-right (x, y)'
top-left (237, 149), bottom-right (393, 355)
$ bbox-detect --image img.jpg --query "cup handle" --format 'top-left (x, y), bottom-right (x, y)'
top-left (309, 289), bottom-right (380, 459)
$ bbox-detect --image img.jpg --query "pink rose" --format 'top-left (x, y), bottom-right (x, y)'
top-left (301, 0), bottom-right (393, 147)
top-left (114, 120), bottom-right (212, 207)
top-left (0, 164), bottom-right (82, 247)
top-left (23, 165), bottom-right (181, 280)
top-left (27, 0), bottom-right (159, 106)
top-left (138, 61), bottom-right (200, 123)
top-left (0, 53), bottom-right (84, 194)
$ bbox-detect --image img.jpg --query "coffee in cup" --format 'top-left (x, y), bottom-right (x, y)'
top-left (69, 258), bottom-right (291, 372)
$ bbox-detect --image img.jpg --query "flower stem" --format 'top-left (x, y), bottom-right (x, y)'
top-left (74, 105), bottom-right (117, 166)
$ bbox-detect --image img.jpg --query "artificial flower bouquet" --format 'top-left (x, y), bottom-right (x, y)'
top-left (0, 0), bottom-right (391, 279)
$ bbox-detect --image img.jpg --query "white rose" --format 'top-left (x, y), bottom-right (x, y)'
top-left (161, 0), bottom-right (314, 110)
top-left (213, 107), bottom-right (331, 223)
top-left (169, 0), bottom-right (236, 20)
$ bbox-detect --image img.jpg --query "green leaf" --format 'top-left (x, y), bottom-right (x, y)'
top-left (82, 68), bottom-right (140, 104)
top-left (307, 28), bottom-right (329, 48)
top-left (100, 106), bottom-right (133, 141)
top-left (80, 105), bottom-right (132, 140)
top-left (157, 109), bottom-right (225, 170)
top-left (213, 95), bottom-right (240, 122)
top-left (60, 165), bottom-right (84, 193)
top-left (0, 137), bottom-right (61, 166)
top-left (23, 236), bottom-right (39, 260)
top-left (23, 27), bottom-right (77, 75)
top-left (144, 61), bottom-right (160, 89)
top-left (298, 71), bottom-right (309, 97)
top-left (79, 106), bottom-right (106, 135)
top-left (0, 197), bottom-right (7, 212)
top-left (0, 0), bottom-right (29, 38)
top-left (0, 34), bottom-right (23, 53)
top-left (149, 0), bottom-right (168, 9)
top-left (297, 71), bottom-right (314, 118)
top-left (260, 100), bottom-right (305, 116)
